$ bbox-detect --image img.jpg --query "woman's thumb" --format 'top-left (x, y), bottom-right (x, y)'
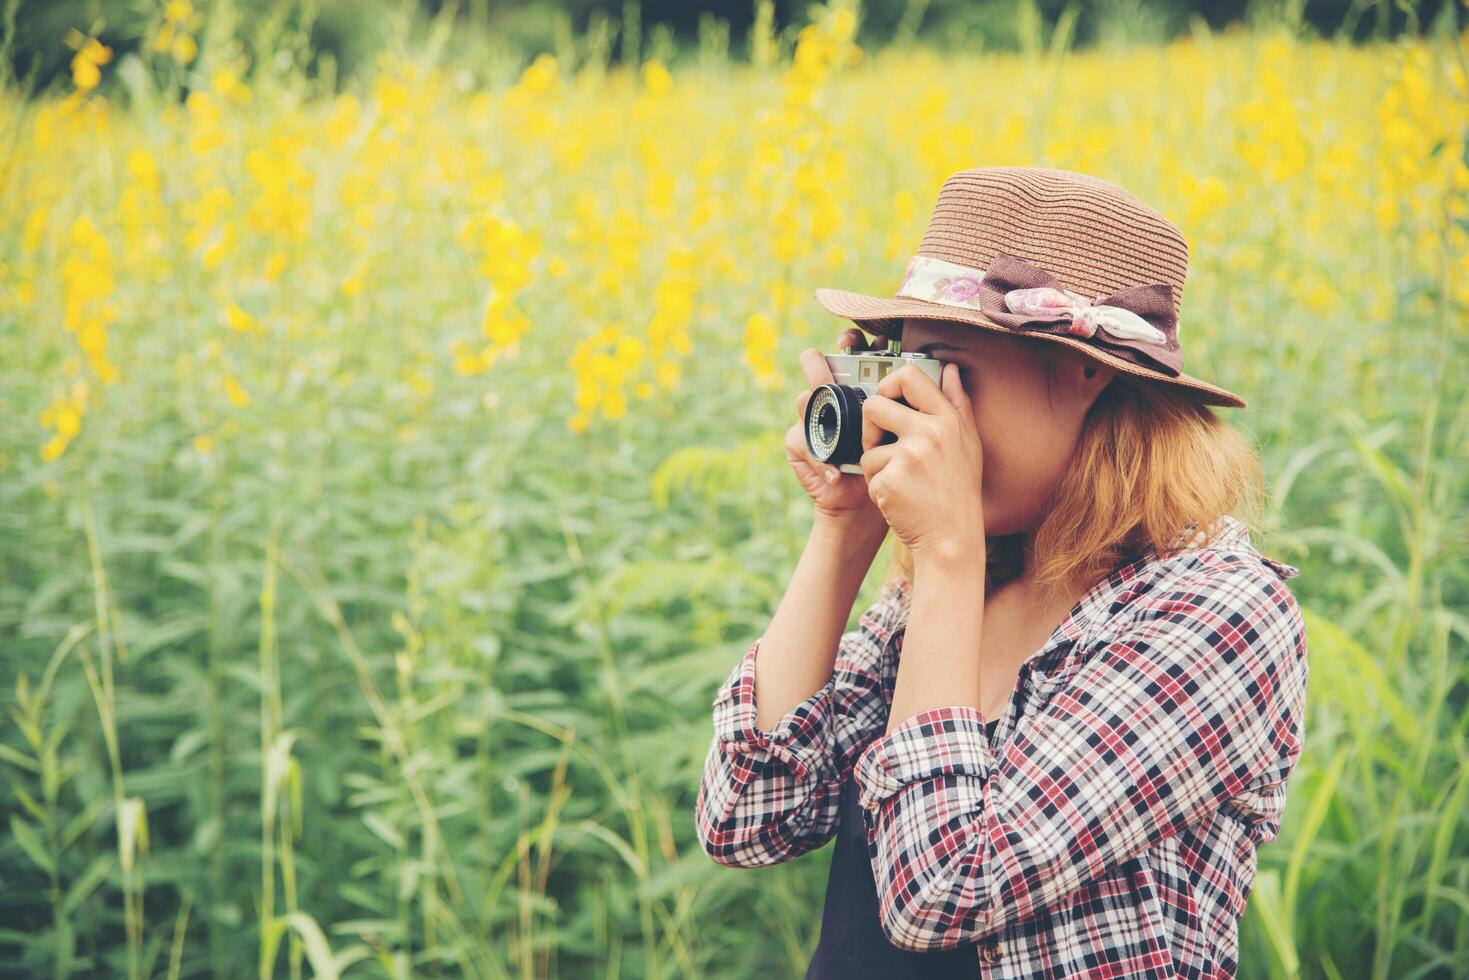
top-left (942, 362), bottom-right (969, 412)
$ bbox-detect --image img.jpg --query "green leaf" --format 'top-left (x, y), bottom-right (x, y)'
top-left (280, 912), bottom-right (340, 980)
top-left (9, 815), bottom-right (54, 874)
top-left (60, 855), bottom-right (113, 917)
top-left (0, 743), bottom-right (40, 773)
top-left (1247, 868), bottom-right (1300, 976)
top-left (360, 812), bottom-right (404, 850)
top-left (61, 798), bottom-right (109, 849)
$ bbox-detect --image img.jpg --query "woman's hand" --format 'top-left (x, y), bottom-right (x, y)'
top-left (858, 361), bottom-right (986, 568)
top-left (787, 329), bottom-right (889, 532)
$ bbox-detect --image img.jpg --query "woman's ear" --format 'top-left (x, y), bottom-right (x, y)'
top-left (1067, 354), bottom-right (1116, 401)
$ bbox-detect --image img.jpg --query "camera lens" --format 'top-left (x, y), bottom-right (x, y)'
top-left (805, 383), bottom-right (867, 467)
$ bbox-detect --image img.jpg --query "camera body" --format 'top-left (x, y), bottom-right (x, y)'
top-left (804, 348), bottom-right (947, 474)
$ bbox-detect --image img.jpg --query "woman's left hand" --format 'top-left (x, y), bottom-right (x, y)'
top-left (859, 362), bottom-right (986, 568)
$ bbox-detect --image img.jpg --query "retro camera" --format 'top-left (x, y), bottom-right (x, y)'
top-left (803, 331), bottom-right (948, 474)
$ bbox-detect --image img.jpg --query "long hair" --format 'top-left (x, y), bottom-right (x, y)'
top-left (883, 340), bottom-right (1268, 608)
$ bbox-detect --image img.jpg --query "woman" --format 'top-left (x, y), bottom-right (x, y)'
top-left (694, 167), bottom-right (1309, 978)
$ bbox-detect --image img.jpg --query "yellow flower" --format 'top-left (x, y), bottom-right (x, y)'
top-left (603, 389), bottom-right (627, 419)
top-left (894, 188), bottom-right (915, 223)
top-left (211, 67), bottom-right (252, 106)
top-left (642, 59), bottom-right (673, 97)
top-left (225, 303), bottom-right (259, 333)
top-left (743, 312), bottom-right (780, 380)
top-left (171, 33), bottom-right (198, 65)
top-left (452, 339), bottom-right (491, 375)
top-left (518, 53), bottom-right (560, 96)
top-left (23, 207), bottom-right (49, 256)
top-left (72, 58), bottom-right (100, 91)
top-left (77, 322), bottom-right (107, 357)
top-left (69, 36), bottom-right (112, 91)
top-left (201, 233), bottom-right (232, 269)
top-left (40, 436), bottom-right (68, 461)
top-left (54, 406), bottom-right (81, 437)
top-left (223, 375), bottom-right (250, 408)
top-left (193, 434), bottom-right (214, 454)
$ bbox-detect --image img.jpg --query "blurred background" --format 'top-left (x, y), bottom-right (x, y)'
top-left (2, 0), bottom-right (1457, 94)
top-left (1, 0), bottom-right (1466, 977)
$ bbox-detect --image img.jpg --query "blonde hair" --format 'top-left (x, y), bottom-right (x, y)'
top-left (884, 342), bottom-right (1267, 607)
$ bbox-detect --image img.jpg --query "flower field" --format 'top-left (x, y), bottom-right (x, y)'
top-left (2, 1), bottom-right (1467, 976)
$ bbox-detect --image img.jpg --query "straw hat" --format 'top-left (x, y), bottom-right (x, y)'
top-left (813, 166), bottom-right (1246, 409)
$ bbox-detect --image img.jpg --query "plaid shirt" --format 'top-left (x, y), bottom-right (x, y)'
top-left (695, 515), bottom-right (1308, 977)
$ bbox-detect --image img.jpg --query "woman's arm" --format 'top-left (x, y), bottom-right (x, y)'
top-left (753, 515), bottom-right (891, 733)
top-left (853, 554), bottom-right (1309, 951)
top-left (883, 548), bottom-right (986, 734)
top-left (695, 518), bottom-right (905, 868)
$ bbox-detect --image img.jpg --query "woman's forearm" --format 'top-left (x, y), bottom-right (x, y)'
top-left (885, 551), bottom-right (987, 735)
top-left (753, 516), bottom-right (890, 732)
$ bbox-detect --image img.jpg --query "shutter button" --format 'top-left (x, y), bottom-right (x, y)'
top-left (981, 939), bottom-right (1002, 964)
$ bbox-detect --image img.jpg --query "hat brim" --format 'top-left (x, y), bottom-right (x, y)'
top-left (813, 286), bottom-right (1248, 410)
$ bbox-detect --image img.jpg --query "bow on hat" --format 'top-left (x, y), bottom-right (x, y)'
top-left (897, 252), bottom-right (1184, 377)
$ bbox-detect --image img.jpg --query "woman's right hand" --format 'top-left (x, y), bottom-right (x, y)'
top-left (787, 328), bottom-right (890, 531)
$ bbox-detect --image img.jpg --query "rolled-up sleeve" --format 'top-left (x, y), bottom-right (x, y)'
top-left (711, 637), bottom-right (840, 781)
top-left (695, 575), bottom-right (910, 868)
top-left (852, 558), bottom-right (1309, 952)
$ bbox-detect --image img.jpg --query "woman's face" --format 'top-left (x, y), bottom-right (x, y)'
top-left (893, 317), bottom-right (1117, 537)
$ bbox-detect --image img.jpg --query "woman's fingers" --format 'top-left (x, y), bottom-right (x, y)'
top-left (861, 391), bottom-right (925, 455)
top-left (837, 327), bottom-right (885, 352)
top-left (880, 362), bottom-right (949, 417)
top-left (858, 440), bottom-right (896, 477)
top-left (786, 422), bottom-right (839, 483)
top-left (798, 347), bottom-right (836, 389)
top-left (784, 419), bottom-right (812, 463)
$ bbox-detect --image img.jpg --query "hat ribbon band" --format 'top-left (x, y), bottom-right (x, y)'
top-left (893, 252), bottom-right (1184, 377)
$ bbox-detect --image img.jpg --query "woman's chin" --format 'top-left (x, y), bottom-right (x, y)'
top-left (983, 508), bottom-right (1027, 539)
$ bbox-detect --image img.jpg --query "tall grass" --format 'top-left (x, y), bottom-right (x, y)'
top-left (1, 0), bottom-right (1467, 976)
